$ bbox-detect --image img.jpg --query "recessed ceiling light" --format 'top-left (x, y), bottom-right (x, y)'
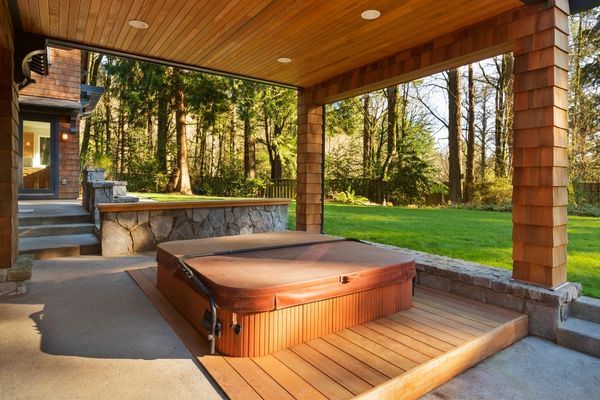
top-left (361, 9), bottom-right (381, 20)
top-left (277, 57), bottom-right (292, 64)
top-left (128, 20), bottom-right (149, 29)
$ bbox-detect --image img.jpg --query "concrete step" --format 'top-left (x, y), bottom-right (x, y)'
top-left (557, 317), bottom-right (600, 358)
top-left (19, 233), bottom-right (100, 259)
top-left (19, 223), bottom-right (96, 238)
top-left (19, 213), bottom-right (92, 226)
top-left (571, 296), bottom-right (600, 325)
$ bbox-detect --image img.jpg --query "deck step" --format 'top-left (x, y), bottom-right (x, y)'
top-left (19, 223), bottom-right (96, 238)
top-left (557, 317), bottom-right (600, 358)
top-left (571, 296), bottom-right (600, 325)
top-left (19, 214), bottom-right (92, 226)
top-left (19, 233), bottom-right (100, 259)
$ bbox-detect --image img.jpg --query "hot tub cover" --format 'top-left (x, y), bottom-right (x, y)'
top-left (157, 232), bottom-right (415, 313)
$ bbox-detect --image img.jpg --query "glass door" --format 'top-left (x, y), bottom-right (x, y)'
top-left (19, 117), bottom-right (58, 197)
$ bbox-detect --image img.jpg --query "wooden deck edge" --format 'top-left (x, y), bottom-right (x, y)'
top-left (353, 314), bottom-right (529, 400)
top-left (127, 268), bottom-right (261, 400)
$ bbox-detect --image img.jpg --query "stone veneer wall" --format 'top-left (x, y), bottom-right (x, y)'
top-left (100, 203), bottom-right (288, 256)
top-left (367, 242), bottom-right (581, 342)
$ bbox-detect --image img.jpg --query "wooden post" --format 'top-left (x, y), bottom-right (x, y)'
top-left (296, 90), bottom-right (323, 233)
top-left (0, 0), bottom-right (19, 270)
top-left (511, 0), bottom-right (569, 287)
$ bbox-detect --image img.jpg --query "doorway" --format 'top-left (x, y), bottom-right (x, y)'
top-left (19, 116), bottom-right (58, 198)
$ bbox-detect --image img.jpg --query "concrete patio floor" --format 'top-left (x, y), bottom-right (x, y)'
top-left (0, 254), bottom-right (598, 400)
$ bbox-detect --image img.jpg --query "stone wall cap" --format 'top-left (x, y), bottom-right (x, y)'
top-left (365, 241), bottom-right (582, 305)
top-left (98, 198), bottom-right (290, 213)
top-left (90, 182), bottom-right (115, 188)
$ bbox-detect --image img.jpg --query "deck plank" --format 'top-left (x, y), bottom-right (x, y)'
top-left (406, 307), bottom-right (488, 336)
top-left (362, 321), bottom-right (444, 358)
top-left (226, 357), bottom-right (294, 400)
top-left (291, 343), bottom-right (373, 395)
top-left (321, 334), bottom-right (405, 379)
top-left (415, 287), bottom-right (521, 320)
top-left (374, 317), bottom-right (456, 353)
top-left (349, 324), bottom-right (432, 365)
top-left (273, 350), bottom-right (354, 400)
top-left (387, 314), bottom-right (467, 346)
top-left (412, 300), bottom-right (500, 331)
top-left (252, 355), bottom-right (328, 400)
top-left (336, 329), bottom-right (419, 371)
top-left (399, 310), bottom-right (479, 340)
top-left (306, 338), bottom-right (389, 386)
top-left (413, 293), bottom-right (507, 326)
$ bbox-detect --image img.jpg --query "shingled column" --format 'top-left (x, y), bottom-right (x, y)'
top-left (0, 1), bottom-right (19, 274)
top-left (296, 90), bottom-right (323, 233)
top-left (512, 0), bottom-right (569, 287)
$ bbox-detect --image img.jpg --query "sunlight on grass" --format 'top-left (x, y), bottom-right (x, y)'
top-left (289, 203), bottom-right (600, 298)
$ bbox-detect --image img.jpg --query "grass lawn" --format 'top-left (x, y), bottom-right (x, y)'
top-left (289, 203), bottom-right (600, 298)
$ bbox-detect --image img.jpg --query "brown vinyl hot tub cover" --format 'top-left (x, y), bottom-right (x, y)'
top-left (158, 233), bottom-right (415, 313)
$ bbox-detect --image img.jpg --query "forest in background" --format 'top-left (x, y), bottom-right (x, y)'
top-left (80, 9), bottom-right (600, 205)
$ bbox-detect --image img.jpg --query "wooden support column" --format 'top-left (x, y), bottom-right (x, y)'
top-left (0, 0), bottom-right (19, 270)
top-left (296, 90), bottom-right (323, 233)
top-left (511, 0), bottom-right (569, 287)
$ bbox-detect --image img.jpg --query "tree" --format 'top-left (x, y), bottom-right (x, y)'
top-left (447, 68), bottom-right (462, 203)
top-left (464, 64), bottom-right (476, 202)
top-left (173, 70), bottom-right (192, 194)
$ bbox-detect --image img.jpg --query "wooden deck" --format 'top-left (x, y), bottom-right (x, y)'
top-left (129, 267), bottom-right (528, 400)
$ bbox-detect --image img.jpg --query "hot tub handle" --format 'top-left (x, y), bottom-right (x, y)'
top-left (177, 257), bottom-right (220, 354)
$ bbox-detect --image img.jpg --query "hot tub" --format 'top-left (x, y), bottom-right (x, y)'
top-left (157, 231), bottom-right (415, 357)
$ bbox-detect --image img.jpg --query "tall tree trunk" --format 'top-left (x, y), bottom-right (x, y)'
top-left (464, 64), bottom-right (476, 202)
top-left (80, 54), bottom-right (103, 163)
top-left (362, 94), bottom-right (371, 178)
top-left (243, 117), bottom-right (256, 178)
top-left (229, 107), bottom-right (236, 166)
top-left (447, 68), bottom-right (462, 203)
top-left (118, 107), bottom-right (125, 174)
top-left (174, 77), bottom-right (192, 194)
top-left (381, 85), bottom-right (397, 180)
top-left (156, 91), bottom-right (169, 173)
top-left (480, 88), bottom-right (489, 181)
top-left (501, 54), bottom-right (514, 177)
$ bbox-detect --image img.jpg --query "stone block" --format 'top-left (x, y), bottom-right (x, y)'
top-left (192, 208), bottom-right (210, 222)
top-left (526, 300), bottom-right (560, 340)
top-left (0, 268), bottom-right (7, 283)
top-left (233, 207), bottom-right (250, 220)
top-left (169, 221), bottom-right (194, 241)
top-left (101, 220), bottom-right (133, 256)
top-left (7, 255), bottom-right (33, 282)
top-left (209, 208), bottom-right (225, 228)
top-left (451, 281), bottom-right (487, 302)
top-left (486, 290), bottom-right (525, 313)
top-left (138, 211), bottom-right (150, 225)
top-left (149, 216), bottom-right (173, 241)
top-left (418, 272), bottom-right (451, 292)
top-left (131, 223), bottom-right (155, 253)
top-left (117, 211), bottom-right (137, 230)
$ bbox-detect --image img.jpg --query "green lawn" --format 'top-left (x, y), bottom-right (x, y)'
top-left (289, 203), bottom-right (600, 298)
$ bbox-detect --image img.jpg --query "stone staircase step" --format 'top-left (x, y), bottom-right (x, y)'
top-left (571, 296), bottom-right (600, 325)
top-left (19, 234), bottom-right (100, 259)
top-left (19, 223), bottom-right (96, 238)
top-left (557, 317), bottom-right (600, 359)
top-left (19, 214), bottom-right (92, 226)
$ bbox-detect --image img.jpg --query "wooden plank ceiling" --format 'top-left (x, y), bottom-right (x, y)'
top-left (16, 0), bottom-right (524, 88)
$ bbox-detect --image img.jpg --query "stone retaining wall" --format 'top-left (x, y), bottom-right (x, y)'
top-left (100, 203), bottom-right (288, 256)
top-left (367, 242), bottom-right (582, 341)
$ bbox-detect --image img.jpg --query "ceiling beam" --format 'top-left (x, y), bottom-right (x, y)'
top-left (304, 3), bottom-right (560, 105)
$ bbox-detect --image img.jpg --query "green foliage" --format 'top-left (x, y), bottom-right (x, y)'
top-left (91, 152), bottom-right (113, 177)
top-left (331, 188), bottom-right (369, 205)
top-left (196, 166), bottom-right (267, 198)
top-left (472, 177), bottom-right (512, 205)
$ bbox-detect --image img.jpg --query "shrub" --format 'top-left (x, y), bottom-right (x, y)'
top-left (473, 177), bottom-right (512, 205)
top-left (331, 188), bottom-right (369, 205)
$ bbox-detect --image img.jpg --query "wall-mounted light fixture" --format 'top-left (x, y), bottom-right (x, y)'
top-left (61, 132), bottom-right (69, 141)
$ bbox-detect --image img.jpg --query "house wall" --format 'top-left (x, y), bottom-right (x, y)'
top-left (0, 0), bottom-right (19, 270)
top-left (58, 116), bottom-right (80, 199)
top-left (20, 47), bottom-right (81, 101)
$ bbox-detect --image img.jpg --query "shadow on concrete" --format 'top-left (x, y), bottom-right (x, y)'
top-left (3, 255), bottom-right (192, 360)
